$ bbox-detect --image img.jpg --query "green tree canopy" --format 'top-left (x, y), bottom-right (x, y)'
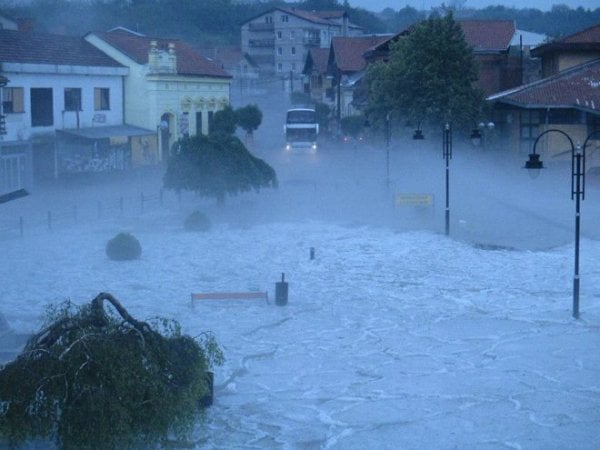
top-left (366, 11), bottom-right (484, 131)
top-left (163, 134), bottom-right (277, 204)
top-left (211, 105), bottom-right (237, 136)
top-left (0, 293), bottom-right (223, 450)
top-left (235, 104), bottom-right (263, 136)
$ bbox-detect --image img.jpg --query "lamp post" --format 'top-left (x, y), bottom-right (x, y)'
top-left (443, 123), bottom-right (452, 236)
top-left (523, 128), bottom-right (590, 319)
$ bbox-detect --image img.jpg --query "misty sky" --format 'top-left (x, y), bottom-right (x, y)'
top-left (347, 0), bottom-right (598, 11)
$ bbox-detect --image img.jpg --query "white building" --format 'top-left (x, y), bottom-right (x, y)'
top-left (241, 7), bottom-right (363, 82)
top-left (0, 28), bottom-right (128, 187)
top-left (85, 28), bottom-right (232, 160)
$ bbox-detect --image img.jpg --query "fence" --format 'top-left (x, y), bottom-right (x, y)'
top-left (0, 188), bottom-right (186, 240)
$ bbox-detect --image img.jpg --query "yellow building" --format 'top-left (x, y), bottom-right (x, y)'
top-left (85, 27), bottom-right (232, 162)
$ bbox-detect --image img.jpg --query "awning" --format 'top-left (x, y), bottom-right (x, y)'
top-left (56, 124), bottom-right (155, 140)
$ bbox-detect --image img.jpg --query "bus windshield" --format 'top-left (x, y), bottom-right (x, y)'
top-left (286, 109), bottom-right (316, 124)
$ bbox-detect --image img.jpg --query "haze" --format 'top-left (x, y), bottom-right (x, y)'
top-left (347, 0), bottom-right (599, 11)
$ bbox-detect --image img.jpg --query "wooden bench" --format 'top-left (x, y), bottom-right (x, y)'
top-left (190, 291), bottom-right (269, 307)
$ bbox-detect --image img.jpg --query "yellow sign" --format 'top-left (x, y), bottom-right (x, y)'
top-left (395, 193), bottom-right (433, 206)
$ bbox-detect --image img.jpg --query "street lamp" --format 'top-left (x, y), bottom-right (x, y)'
top-left (523, 128), bottom-right (590, 319)
top-left (443, 123), bottom-right (452, 236)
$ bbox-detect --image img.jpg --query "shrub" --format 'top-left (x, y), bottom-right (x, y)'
top-left (184, 210), bottom-right (212, 232)
top-left (105, 232), bottom-right (142, 261)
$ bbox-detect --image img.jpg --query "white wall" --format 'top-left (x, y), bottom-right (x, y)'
top-left (2, 69), bottom-right (124, 142)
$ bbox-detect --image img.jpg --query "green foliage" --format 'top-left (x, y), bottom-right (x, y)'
top-left (0, 293), bottom-right (224, 450)
top-left (184, 210), bottom-right (212, 232)
top-left (235, 104), bottom-right (263, 135)
top-left (366, 11), bottom-right (484, 131)
top-left (210, 105), bottom-right (237, 136)
top-left (340, 115), bottom-right (366, 138)
top-left (105, 232), bottom-right (142, 261)
top-left (1, 0), bottom-right (598, 44)
top-left (163, 134), bottom-right (278, 204)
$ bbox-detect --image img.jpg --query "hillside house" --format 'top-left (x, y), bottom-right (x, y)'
top-left (241, 7), bottom-right (363, 90)
top-left (85, 28), bottom-right (232, 161)
top-left (325, 35), bottom-right (391, 124)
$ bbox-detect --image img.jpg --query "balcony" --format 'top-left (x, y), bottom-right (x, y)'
top-left (303, 37), bottom-right (321, 46)
top-left (249, 38), bottom-right (275, 48)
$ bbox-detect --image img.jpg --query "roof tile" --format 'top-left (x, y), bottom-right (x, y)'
top-left (93, 29), bottom-right (231, 78)
top-left (0, 29), bottom-right (123, 67)
top-left (488, 58), bottom-right (600, 110)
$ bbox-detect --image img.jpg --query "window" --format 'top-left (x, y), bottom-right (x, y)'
top-left (196, 111), bottom-right (203, 135)
top-left (64, 88), bottom-right (81, 111)
top-left (31, 88), bottom-right (54, 127)
top-left (292, 63), bottom-right (297, 71)
top-left (94, 88), bottom-right (110, 111)
top-left (277, 63), bottom-right (283, 72)
top-left (291, 47), bottom-right (296, 55)
top-left (207, 110), bottom-right (214, 133)
top-left (2, 87), bottom-right (24, 113)
top-left (265, 16), bottom-right (272, 24)
top-left (277, 47), bottom-right (283, 56)
top-left (281, 15), bottom-right (288, 22)
top-left (290, 30), bottom-right (295, 40)
top-left (277, 31), bottom-right (282, 39)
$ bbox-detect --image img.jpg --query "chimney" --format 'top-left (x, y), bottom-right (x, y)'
top-left (148, 40), bottom-right (159, 72)
top-left (168, 42), bottom-right (177, 73)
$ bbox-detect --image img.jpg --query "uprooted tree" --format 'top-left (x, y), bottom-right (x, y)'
top-left (0, 293), bottom-right (223, 450)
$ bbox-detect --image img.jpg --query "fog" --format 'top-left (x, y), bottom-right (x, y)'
top-left (1, 90), bottom-right (600, 448)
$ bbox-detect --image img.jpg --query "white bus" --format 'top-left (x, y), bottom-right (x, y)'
top-left (284, 108), bottom-right (319, 152)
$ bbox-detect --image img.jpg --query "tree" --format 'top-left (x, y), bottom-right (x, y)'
top-left (163, 134), bottom-right (277, 204)
top-left (366, 11), bottom-right (484, 131)
top-left (0, 293), bottom-right (223, 450)
top-left (210, 105), bottom-right (237, 136)
top-left (235, 104), bottom-right (263, 138)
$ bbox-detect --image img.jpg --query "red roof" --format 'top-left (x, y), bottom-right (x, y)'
top-left (563, 23), bottom-right (600, 43)
top-left (308, 47), bottom-right (330, 74)
top-left (458, 20), bottom-right (515, 52)
top-left (0, 29), bottom-right (123, 67)
top-left (91, 29), bottom-right (231, 78)
top-left (332, 35), bottom-right (391, 72)
top-left (488, 58), bottom-right (600, 111)
top-left (532, 23), bottom-right (600, 57)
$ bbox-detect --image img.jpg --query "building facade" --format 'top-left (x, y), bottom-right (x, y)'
top-left (85, 28), bottom-right (232, 161)
top-left (241, 7), bottom-right (362, 82)
top-left (0, 28), bottom-right (128, 187)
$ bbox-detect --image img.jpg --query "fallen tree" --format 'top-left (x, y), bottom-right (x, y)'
top-left (0, 292), bottom-right (223, 450)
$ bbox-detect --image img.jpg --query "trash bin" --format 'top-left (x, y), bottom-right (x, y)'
top-left (275, 273), bottom-right (288, 306)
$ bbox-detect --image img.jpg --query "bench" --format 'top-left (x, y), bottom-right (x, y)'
top-left (190, 291), bottom-right (269, 307)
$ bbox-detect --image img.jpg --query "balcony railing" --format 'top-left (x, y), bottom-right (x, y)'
top-left (303, 37), bottom-right (321, 46)
top-left (249, 38), bottom-right (275, 48)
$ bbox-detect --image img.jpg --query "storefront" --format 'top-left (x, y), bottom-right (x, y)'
top-left (55, 125), bottom-right (157, 175)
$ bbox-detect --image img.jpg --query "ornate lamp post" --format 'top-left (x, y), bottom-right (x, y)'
top-left (523, 128), bottom-right (592, 319)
